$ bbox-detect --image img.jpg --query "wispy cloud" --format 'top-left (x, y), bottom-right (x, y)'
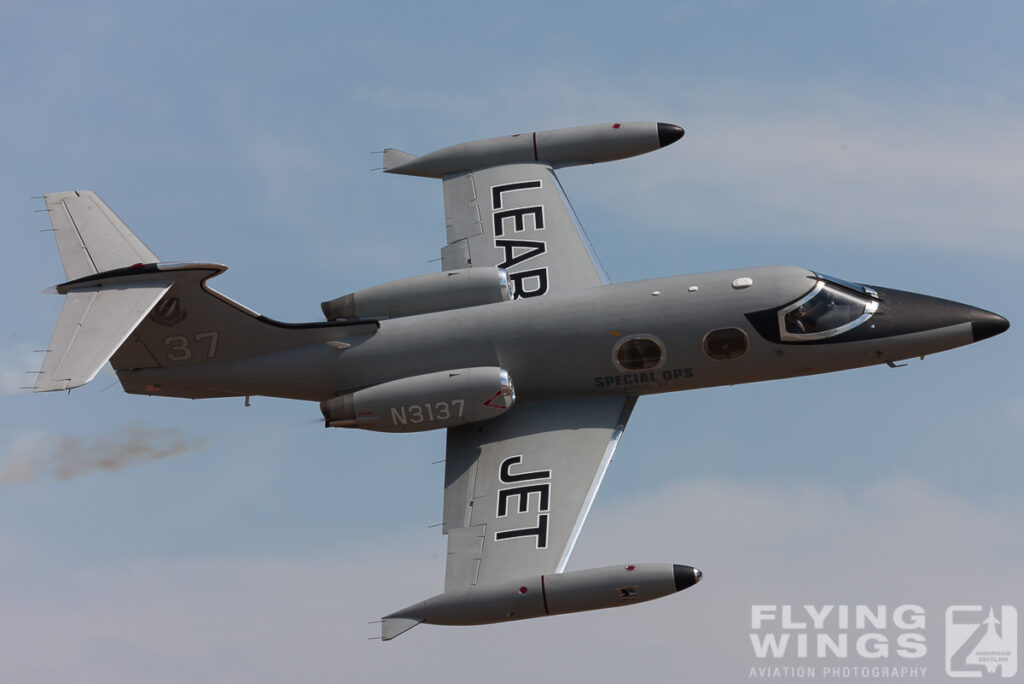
top-left (565, 92), bottom-right (1024, 256)
top-left (0, 475), bottom-right (1017, 682)
top-left (237, 131), bottom-right (336, 218)
top-left (0, 422), bottom-right (204, 483)
top-left (404, 76), bottom-right (1024, 258)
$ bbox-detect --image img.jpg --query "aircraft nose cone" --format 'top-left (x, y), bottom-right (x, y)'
top-left (859, 287), bottom-right (1008, 348)
top-left (657, 123), bottom-right (685, 148)
top-left (673, 564), bottom-right (702, 591)
top-left (971, 309), bottom-right (1010, 342)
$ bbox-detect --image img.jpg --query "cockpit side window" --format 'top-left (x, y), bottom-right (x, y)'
top-left (780, 280), bottom-right (879, 341)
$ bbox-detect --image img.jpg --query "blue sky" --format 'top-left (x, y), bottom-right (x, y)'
top-left (1, 2), bottom-right (1021, 682)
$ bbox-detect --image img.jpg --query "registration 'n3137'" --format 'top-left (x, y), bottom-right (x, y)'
top-left (391, 399), bottom-right (466, 426)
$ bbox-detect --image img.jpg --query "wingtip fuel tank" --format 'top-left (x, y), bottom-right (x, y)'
top-left (380, 562), bottom-right (702, 640)
top-left (382, 121), bottom-right (684, 178)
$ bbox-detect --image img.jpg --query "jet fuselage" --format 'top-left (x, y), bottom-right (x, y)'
top-left (118, 265), bottom-right (1005, 406)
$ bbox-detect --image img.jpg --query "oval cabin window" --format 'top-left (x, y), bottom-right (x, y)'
top-left (703, 328), bottom-right (749, 360)
top-left (614, 336), bottom-right (665, 371)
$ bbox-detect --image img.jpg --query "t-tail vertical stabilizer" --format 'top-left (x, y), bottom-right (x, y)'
top-left (34, 191), bottom-right (171, 392)
top-left (34, 191), bottom-right (381, 398)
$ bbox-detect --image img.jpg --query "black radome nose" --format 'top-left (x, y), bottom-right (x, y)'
top-left (673, 564), bottom-right (702, 591)
top-left (657, 123), bottom-right (685, 148)
top-left (971, 309), bottom-right (1010, 342)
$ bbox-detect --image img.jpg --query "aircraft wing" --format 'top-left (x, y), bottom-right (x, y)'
top-left (442, 395), bottom-right (636, 591)
top-left (384, 121), bottom-right (685, 298)
top-left (438, 164), bottom-right (608, 297)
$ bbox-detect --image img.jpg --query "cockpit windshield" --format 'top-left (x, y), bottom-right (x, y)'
top-left (780, 275), bottom-right (879, 341)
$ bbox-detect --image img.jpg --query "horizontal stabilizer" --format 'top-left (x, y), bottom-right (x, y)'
top-left (34, 281), bottom-right (171, 392)
top-left (44, 191), bottom-right (158, 281)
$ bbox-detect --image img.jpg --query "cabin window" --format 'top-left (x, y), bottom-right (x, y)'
top-left (703, 328), bottom-right (749, 360)
top-left (614, 336), bottom-right (665, 371)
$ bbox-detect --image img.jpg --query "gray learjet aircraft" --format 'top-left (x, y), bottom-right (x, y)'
top-left (33, 122), bottom-right (1008, 640)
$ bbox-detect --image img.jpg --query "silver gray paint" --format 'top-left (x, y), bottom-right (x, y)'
top-left (115, 264), bottom-right (977, 403)
top-left (381, 562), bottom-right (690, 640)
top-left (34, 121), bottom-right (1008, 642)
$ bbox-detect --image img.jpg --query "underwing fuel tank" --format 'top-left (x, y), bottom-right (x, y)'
top-left (380, 562), bottom-right (702, 640)
top-left (382, 121), bottom-right (684, 178)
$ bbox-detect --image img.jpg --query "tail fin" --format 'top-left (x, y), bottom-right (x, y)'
top-left (35, 191), bottom-right (169, 392)
top-left (44, 191), bottom-right (158, 280)
top-left (35, 190), bottom-right (378, 398)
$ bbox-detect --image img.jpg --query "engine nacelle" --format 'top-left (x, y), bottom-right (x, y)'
top-left (320, 367), bottom-right (515, 432)
top-left (321, 267), bottom-right (509, 321)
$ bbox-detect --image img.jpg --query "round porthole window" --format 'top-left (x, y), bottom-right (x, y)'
top-left (703, 328), bottom-right (749, 360)
top-left (614, 335), bottom-right (665, 371)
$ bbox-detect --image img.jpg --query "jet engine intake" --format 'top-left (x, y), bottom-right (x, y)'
top-left (321, 268), bottom-right (509, 321)
top-left (321, 366), bottom-right (515, 432)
